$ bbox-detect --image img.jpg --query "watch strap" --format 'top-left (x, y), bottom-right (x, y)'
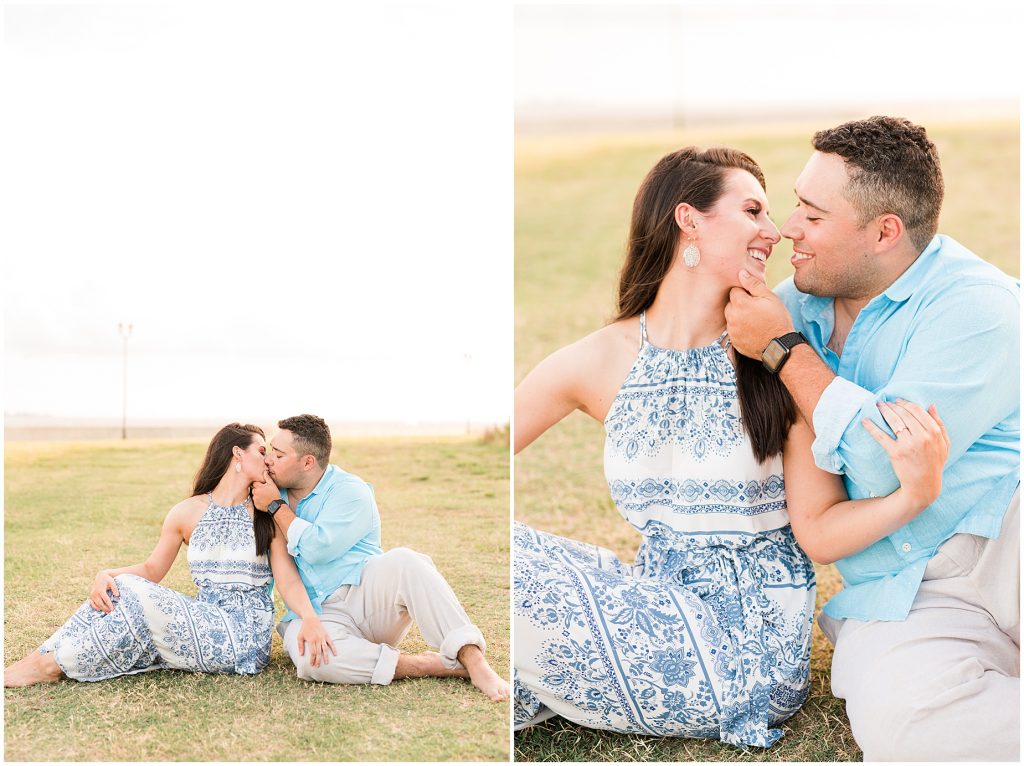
top-left (775, 331), bottom-right (808, 352)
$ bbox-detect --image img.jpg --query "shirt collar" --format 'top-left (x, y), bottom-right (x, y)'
top-left (881, 234), bottom-right (941, 303)
top-left (795, 288), bottom-right (833, 331)
top-left (303, 464), bottom-right (337, 501)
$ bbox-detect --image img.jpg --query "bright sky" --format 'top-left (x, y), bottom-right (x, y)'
top-left (516, 1), bottom-right (1022, 119)
top-left (2, 1), bottom-right (1020, 425)
top-left (2, 1), bottom-right (511, 425)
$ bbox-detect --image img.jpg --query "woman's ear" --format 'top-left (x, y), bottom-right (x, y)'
top-left (674, 203), bottom-right (699, 236)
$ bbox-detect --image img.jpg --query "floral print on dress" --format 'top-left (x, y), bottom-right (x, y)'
top-left (39, 497), bottom-right (274, 680)
top-left (609, 474), bottom-right (786, 516)
top-left (604, 338), bottom-right (743, 463)
top-left (514, 313), bottom-right (817, 748)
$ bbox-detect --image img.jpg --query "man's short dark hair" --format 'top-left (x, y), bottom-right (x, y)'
top-left (813, 116), bottom-right (944, 251)
top-left (278, 414), bottom-right (332, 467)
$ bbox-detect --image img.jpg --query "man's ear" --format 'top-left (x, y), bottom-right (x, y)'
top-left (874, 213), bottom-right (905, 253)
top-left (302, 454), bottom-right (317, 471)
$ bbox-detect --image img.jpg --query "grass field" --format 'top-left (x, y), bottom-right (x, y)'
top-left (513, 118), bottom-right (1019, 761)
top-left (4, 432), bottom-right (510, 762)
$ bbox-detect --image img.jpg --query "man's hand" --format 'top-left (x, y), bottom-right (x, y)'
top-left (251, 470), bottom-right (282, 512)
top-left (296, 615), bottom-right (337, 669)
top-left (725, 269), bottom-right (796, 360)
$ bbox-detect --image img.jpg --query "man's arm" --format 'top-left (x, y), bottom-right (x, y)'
top-left (806, 285), bottom-right (1018, 496)
top-left (253, 472), bottom-right (376, 563)
top-left (775, 344), bottom-right (835, 429)
top-left (280, 483), bottom-right (376, 564)
top-left (725, 270), bottom-right (836, 429)
top-left (727, 271), bottom-right (1019, 497)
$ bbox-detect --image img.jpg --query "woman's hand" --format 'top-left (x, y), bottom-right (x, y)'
top-left (89, 570), bottom-right (119, 613)
top-left (862, 400), bottom-right (951, 512)
top-left (296, 614), bottom-right (337, 669)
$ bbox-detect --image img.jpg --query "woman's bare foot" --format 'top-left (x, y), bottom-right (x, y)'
top-left (4, 651), bottom-right (63, 688)
top-left (457, 644), bottom-right (510, 702)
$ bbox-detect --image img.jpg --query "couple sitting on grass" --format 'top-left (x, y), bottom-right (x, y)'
top-left (5, 414), bottom-right (509, 702)
top-left (514, 116), bottom-right (1019, 760)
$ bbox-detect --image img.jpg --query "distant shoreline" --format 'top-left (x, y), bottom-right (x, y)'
top-left (4, 416), bottom-right (499, 442)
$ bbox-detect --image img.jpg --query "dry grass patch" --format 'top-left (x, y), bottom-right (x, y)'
top-left (5, 434), bottom-right (509, 762)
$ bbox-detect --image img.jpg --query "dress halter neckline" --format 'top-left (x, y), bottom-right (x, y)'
top-left (639, 310), bottom-right (730, 352)
top-left (206, 492), bottom-right (251, 511)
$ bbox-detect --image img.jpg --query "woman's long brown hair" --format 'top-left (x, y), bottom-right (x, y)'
top-left (192, 423), bottom-right (275, 556)
top-left (615, 147), bottom-right (795, 462)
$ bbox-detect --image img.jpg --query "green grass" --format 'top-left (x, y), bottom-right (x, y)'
top-left (4, 433), bottom-right (510, 762)
top-left (514, 119), bottom-right (1019, 761)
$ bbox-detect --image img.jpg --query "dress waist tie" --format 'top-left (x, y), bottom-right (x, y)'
top-left (636, 532), bottom-right (787, 747)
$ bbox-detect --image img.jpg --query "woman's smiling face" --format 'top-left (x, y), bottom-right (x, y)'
top-left (686, 168), bottom-right (780, 285)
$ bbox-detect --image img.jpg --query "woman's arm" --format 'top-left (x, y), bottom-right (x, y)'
top-left (515, 328), bottom-right (636, 454)
top-left (89, 503), bottom-right (188, 612)
top-left (268, 531), bottom-right (336, 668)
top-left (784, 400), bottom-right (950, 564)
top-left (514, 344), bottom-right (587, 454)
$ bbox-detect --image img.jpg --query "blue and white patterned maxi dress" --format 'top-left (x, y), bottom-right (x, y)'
top-left (39, 496), bottom-right (275, 680)
top-left (514, 314), bottom-right (816, 748)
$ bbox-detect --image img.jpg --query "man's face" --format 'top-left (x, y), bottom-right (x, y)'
top-left (780, 151), bottom-right (880, 300)
top-left (265, 429), bottom-right (304, 489)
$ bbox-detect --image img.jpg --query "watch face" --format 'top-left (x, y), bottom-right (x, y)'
top-left (762, 339), bottom-right (789, 372)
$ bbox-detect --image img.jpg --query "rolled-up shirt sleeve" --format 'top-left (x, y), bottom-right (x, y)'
top-left (812, 376), bottom-right (888, 476)
top-left (809, 282), bottom-right (1019, 498)
top-left (285, 483), bottom-right (376, 564)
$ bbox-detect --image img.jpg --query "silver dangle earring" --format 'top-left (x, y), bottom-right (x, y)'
top-left (235, 461), bottom-right (241, 473)
top-left (683, 241), bottom-right (701, 268)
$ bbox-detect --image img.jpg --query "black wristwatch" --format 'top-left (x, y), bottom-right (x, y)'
top-left (761, 331), bottom-right (808, 374)
top-left (266, 499), bottom-right (286, 516)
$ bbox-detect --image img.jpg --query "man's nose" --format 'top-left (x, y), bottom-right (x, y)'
top-left (780, 211), bottom-right (801, 241)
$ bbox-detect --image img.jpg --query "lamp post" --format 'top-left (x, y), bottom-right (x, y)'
top-left (463, 351), bottom-right (473, 435)
top-left (119, 322), bottom-right (132, 439)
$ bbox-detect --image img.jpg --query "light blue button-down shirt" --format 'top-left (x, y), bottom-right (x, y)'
top-left (278, 464), bottom-right (383, 623)
top-left (777, 234), bottom-right (1020, 621)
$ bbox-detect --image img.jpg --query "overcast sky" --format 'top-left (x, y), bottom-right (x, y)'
top-left (2, 1), bottom-right (1020, 425)
top-left (516, 1), bottom-right (1022, 123)
top-left (2, 1), bottom-right (511, 425)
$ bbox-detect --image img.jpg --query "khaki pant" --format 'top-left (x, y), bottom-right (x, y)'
top-left (278, 547), bottom-right (485, 685)
top-left (819, 489), bottom-right (1020, 762)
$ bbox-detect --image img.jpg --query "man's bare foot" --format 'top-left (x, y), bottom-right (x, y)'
top-left (458, 644), bottom-right (510, 702)
top-left (394, 651), bottom-right (469, 680)
top-left (4, 652), bottom-right (63, 688)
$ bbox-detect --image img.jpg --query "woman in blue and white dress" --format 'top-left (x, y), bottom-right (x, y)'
top-left (513, 147), bottom-right (950, 747)
top-left (4, 423), bottom-right (335, 687)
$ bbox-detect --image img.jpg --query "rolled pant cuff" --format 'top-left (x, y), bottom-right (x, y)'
top-left (371, 643), bottom-right (400, 685)
top-left (439, 624), bottom-right (486, 669)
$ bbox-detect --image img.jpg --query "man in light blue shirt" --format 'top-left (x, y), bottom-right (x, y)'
top-left (726, 117), bottom-right (1018, 761)
top-left (251, 414), bottom-right (508, 701)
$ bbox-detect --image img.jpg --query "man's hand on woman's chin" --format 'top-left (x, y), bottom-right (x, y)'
top-left (725, 268), bottom-right (795, 360)
top-left (251, 470), bottom-right (281, 511)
